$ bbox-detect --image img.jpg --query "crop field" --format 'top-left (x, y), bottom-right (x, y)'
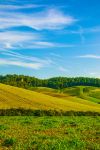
top-left (0, 116), bottom-right (100, 150)
top-left (0, 83), bottom-right (100, 112)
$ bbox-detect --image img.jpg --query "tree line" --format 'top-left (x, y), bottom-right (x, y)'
top-left (0, 74), bottom-right (100, 89)
top-left (0, 108), bottom-right (100, 116)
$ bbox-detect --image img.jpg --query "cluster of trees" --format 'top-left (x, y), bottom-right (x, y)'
top-left (0, 75), bottom-right (43, 89)
top-left (0, 74), bottom-right (100, 89)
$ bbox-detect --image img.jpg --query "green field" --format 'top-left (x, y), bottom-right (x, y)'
top-left (0, 83), bottom-right (100, 150)
top-left (33, 86), bottom-right (100, 104)
top-left (0, 116), bottom-right (100, 150)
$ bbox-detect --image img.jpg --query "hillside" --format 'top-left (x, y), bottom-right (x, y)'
top-left (32, 86), bottom-right (100, 104)
top-left (0, 83), bottom-right (100, 112)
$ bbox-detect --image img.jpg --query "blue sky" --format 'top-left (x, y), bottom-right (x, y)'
top-left (0, 0), bottom-right (100, 78)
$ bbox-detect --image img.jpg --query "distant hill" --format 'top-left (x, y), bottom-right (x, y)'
top-left (33, 86), bottom-right (100, 104)
top-left (0, 83), bottom-right (100, 112)
top-left (0, 75), bottom-right (100, 90)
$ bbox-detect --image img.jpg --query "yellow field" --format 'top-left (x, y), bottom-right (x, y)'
top-left (0, 83), bottom-right (100, 112)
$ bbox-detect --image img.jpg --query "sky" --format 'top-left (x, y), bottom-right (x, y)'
top-left (0, 0), bottom-right (100, 78)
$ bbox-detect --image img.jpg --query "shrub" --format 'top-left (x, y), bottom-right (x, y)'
top-left (0, 108), bottom-right (100, 116)
top-left (2, 138), bottom-right (16, 147)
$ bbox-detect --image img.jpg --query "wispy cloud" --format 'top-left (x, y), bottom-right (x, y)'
top-left (50, 53), bottom-right (62, 58)
top-left (0, 31), bottom-right (39, 43)
top-left (77, 55), bottom-right (100, 59)
top-left (1, 50), bottom-right (52, 65)
top-left (58, 26), bottom-right (100, 45)
top-left (0, 58), bottom-right (43, 69)
top-left (0, 31), bottom-right (40, 49)
top-left (0, 4), bottom-right (44, 10)
top-left (84, 26), bottom-right (100, 33)
top-left (0, 31), bottom-right (74, 49)
top-left (30, 41), bottom-right (74, 49)
top-left (0, 8), bottom-right (77, 30)
top-left (63, 26), bottom-right (100, 35)
top-left (59, 66), bottom-right (69, 72)
top-left (0, 49), bottom-right (53, 70)
top-left (78, 26), bottom-right (85, 44)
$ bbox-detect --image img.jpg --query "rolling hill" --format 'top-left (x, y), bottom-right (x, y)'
top-left (0, 83), bottom-right (100, 112)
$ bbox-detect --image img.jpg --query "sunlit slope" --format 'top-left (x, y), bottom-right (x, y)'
top-left (0, 84), bottom-right (100, 112)
top-left (63, 86), bottom-right (100, 104)
top-left (33, 86), bottom-right (100, 104)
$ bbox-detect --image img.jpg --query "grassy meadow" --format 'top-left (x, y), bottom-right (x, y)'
top-left (0, 116), bottom-right (100, 150)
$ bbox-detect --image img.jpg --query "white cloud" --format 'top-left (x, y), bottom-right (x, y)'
top-left (0, 31), bottom-right (74, 49)
top-left (0, 31), bottom-right (39, 43)
top-left (78, 55), bottom-right (100, 59)
top-left (64, 26), bottom-right (100, 35)
top-left (0, 31), bottom-right (40, 49)
top-left (0, 8), bottom-right (76, 30)
top-left (33, 41), bottom-right (55, 47)
top-left (29, 41), bottom-right (74, 48)
top-left (0, 4), bottom-right (43, 10)
top-left (1, 50), bottom-right (52, 65)
top-left (0, 50), bottom-right (53, 70)
top-left (5, 43), bottom-right (13, 49)
top-left (0, 58), bottom-right (42, 69)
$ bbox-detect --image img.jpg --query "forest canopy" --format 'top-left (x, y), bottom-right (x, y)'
top-left (0, 74), bottom-right (100, 90)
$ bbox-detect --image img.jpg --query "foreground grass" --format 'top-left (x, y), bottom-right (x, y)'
top-left (0, 116), bottom-right (100, 150)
